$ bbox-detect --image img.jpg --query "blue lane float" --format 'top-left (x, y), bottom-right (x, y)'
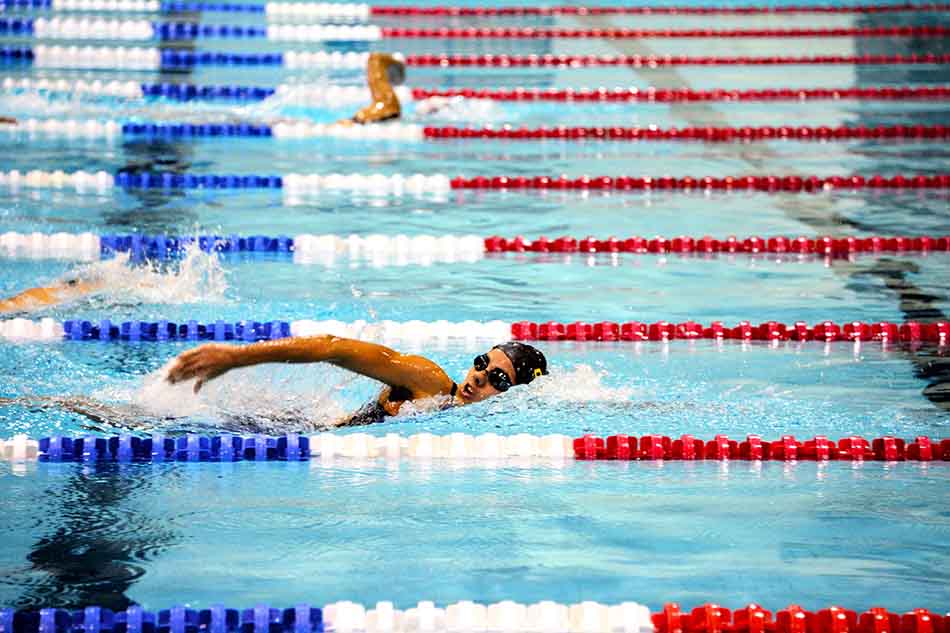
top-left (153, 22), bottom-right (268, 39)
top-left (160, 50), bottom-right (284, 68)
top-left (0, 0), bottom-right (266, 11)
top-left (140, 82), bottom-right (276, 101)
top-left (121, 122), bottom-right (274, 137)
top-left (0, 605), bottom-right (324, 633)
top-left (0, 46), bottom-right (34, 63)
top-left (37, 434), bottom-right (311, 462)
top-left (100, 234), bottom-right (295, 258)
top-left (113, 172), bottom-right (283, 189)
top-left (61, 319), bottom-right (293, 341)
top-left (0, 0), bottom-right (50, 6)
top-left (160, 2), bottom-right (267, 12)
top-left (0, 18), bottom-right (35, 34)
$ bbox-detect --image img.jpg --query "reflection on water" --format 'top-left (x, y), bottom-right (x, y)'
top-left (8, 463), bottom-right (181, 610)
top-left (0, 460), bottom-right (947, 610)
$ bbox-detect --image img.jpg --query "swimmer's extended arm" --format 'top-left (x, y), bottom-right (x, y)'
top-left (347, 52), bottom-right (403, 124)
top-left (166, 336), bottom-right (455, 396)
top-left (0, 279), bottom-right (103, 314)
top-left (0, 116), bottom-right (16, 125)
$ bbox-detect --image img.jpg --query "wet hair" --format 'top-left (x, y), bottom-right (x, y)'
top-left (493, 342), bottom-right (548, 386)
top-left (386, 60), bottom-right (406, 86)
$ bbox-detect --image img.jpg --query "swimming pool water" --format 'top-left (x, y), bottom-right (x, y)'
top-left (1, 0), bottom-right (949, 616)
top-left (1, 460), bottom-right (948, 611)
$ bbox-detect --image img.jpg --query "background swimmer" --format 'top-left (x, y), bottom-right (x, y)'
top-left (343, 52), bottom-right (406, 125)
top-left (337, 52), bottom-right (499, 124)
top-left (0, 276), bottom-right (103, 314)
top-left (0, 244), bottom-right (228, 315)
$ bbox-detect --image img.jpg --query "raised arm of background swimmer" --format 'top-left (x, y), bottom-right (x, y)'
top-left (349, 52), bottom-right (405, 124)
top-left (165, 335), bottom-right (455, 395)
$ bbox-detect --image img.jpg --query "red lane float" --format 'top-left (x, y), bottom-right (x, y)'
top-left (383, 26), bottom-right (948, 38)
top-left (449, 174), bottom-right (950, 191)
top-left (412, 86), bottom-right (950, 103)
top-left (373, 3), bottom-right (950, 15)
top-left (484, 235), bottom-right (950, 256)
top-left (404, 53), bottom-right (950, 67)
top-left (424, 125), bottom-right (950, 142)
top-left (509, 320), bottom-right (950, 343)
top-left (573, 435), bottom-right (950, 460)
top-left (653, 604), bottom-right (949, 633)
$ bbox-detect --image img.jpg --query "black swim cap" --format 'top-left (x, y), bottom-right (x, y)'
top-left (493, 342), bottom-right (548, 386)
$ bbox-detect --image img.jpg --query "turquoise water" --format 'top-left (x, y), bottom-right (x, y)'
top-left (1, 0), bottom-right (949, 615)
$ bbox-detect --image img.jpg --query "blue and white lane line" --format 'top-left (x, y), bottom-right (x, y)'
top-left (1, 118), bottom-right (426, 140)
top-left (0, 170), bottom-right (452, 195)
top-left (2, 45), bottom-right (371, 69)
top-left (2, 0), bottom-right (371, 19)
top-left (0, 233), bottom-right (486, 263)
top-left (0, 17), bottom-right (382, 40)
top-left (1, 77), bottom-right (416, 105)
top-left (0, 318), bottom-right (513, 342)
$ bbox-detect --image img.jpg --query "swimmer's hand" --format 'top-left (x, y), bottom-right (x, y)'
top-left (166, 343), bottom-right (239, 393)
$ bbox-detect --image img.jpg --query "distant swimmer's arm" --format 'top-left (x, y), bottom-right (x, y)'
top-left (166, 335), bottom-right (455, 396)
top-left (341, 52), bottom-right (404, 125)
top-left (0, 116), bottom-right (16, 125)
top-left (0, 279), bottom-right (103, 314)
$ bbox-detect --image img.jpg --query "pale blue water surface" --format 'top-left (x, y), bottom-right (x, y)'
top-left (1, 0), bottom-right (949, 615)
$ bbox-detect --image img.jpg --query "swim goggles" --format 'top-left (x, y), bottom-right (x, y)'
top-left (473, 354), bottom-right (514, 392)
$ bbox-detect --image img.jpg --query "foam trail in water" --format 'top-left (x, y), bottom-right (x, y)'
top-left (104, 358), bottom-right (356, 434)
top-left (69, 241), bottom-right (229, 307)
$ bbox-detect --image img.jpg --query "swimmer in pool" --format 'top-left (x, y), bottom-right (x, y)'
top-left (343, 52), bottom-right (406, 125)
top-left (0, 116), bottom-right (16, 125)
top-left (0, 338), bottom-right (547, 431)
top-left (338, 52), bottom-right (473, 125)
top-left (165, 336), bottom-right (548, 426)
top-left (0, 276), bottom-right (104, 315)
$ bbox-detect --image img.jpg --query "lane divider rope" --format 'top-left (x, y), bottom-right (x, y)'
top-left (379, 26), bottom-right (950, 38)
top-left (1, 433), bottom-right (947, 462)
top-left (371, 3), bottom-right (950, 15)
top-left (2, 232), bottom-right (949, 262)
top-left (410, 86), bottom-right (950, 103)
top-left (0, 604), bottom-right (945, 633)
top-left (573, 434), bottom-right (949, 461)
top-left (3, 19), bottom-right (948, 40)
top-left (3, 18), bottom-right (384, 40)
top-left (0, 601), bottom-right (655, 632)
top-left (422, 124), bottom-right (950, 142)
top-left (0, 77), bottom-right (419, 105)
top-left (401, 53), bottom-right (950, 67)
top-left (8, 78), bottom-right (946, 105)
top-left (5, 0), bottom-right (949, 16)
top-left (8, 119), bottom-right (950, 143)
top-left (0, 603), bottom-right (943, 633)
top-left (1, 319), bottom-right (948, 344)
top-left (6, 47), bottom-right (949, 70)
top-left (1, 170), bottom-right (948, 194)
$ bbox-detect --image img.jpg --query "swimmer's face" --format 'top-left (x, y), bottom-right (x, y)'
top-left (457, 348), bottom-right (516, 404)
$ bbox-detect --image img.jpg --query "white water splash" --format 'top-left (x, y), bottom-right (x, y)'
top-left (69, 241), bottom-right (229, 307)
top-left (111, 357), bottom-right (357, 433)
top-left (411, 97), bottom-right (505, 123)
